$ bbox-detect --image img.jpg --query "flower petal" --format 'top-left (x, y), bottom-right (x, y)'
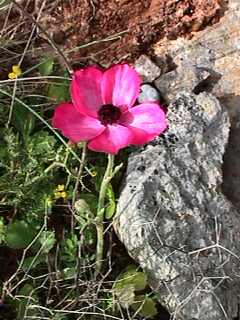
top-left (120, 103), bottom-right (167, 144)
top-left (88, 124), bottom-right (133, 154)
top-left (52, 103), bottom-right (105, 143)
top-left (71, 66), bottom-right (103, 118)
top-left (102, 64), bottom-right (141, 110)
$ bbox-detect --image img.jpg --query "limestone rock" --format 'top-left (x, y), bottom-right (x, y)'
top-left (115, 92), bottom-right (240, 320)
top-left (153, 0), bottom-right (240, 213)
top-left (155, 66), bottom-right (210, 103)
top-left (135, 55), bottom-right (161, 83)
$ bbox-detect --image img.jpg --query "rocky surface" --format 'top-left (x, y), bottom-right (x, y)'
top-left (153, 0), bottom-right (240, 210)
top-left (135, 55), bottom-right (161, 83)
top-left (115, 92), bottom-right (240, 320)
top-left (154, 66), bottom-right (211, 103)
top-left (115, 1), bottom-right (240, 319)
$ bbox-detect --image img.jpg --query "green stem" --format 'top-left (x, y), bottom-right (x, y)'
top-left (72, 142), bottom-right (87, 206)
top-left (95, 154), bottom-right (114, 275)
top-left (71, 142), bottom-right (87, 232)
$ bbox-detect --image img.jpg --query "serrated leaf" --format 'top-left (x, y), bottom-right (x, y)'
top-left (132, 295), bottom-right (158, 318)
top-left (6, 220), bottom-right (36, 249)
top-left (28, 131), bottom-right (56, 158)
top-left (38, 57), bottom-right (54, 76)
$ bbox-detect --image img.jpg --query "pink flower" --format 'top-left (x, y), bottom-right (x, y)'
top-left (52, 64), bottom-right (167, 154)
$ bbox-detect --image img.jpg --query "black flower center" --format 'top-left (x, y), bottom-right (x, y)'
top-left (98, 104), bottom-right (121, 125)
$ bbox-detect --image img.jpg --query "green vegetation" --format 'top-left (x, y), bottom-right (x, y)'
top-left (0, 59), bottom-right (162, 319)
top-left (0, 3), bottom-right (167, 317)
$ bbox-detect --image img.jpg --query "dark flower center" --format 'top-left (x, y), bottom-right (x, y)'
top-left (98, 104), bottom-right (121, 125)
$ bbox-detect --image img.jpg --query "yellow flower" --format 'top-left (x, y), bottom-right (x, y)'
top-left (54, 185), bottom-right (67, 200)
top-left (12, 65), bottom-right (22, 75)
top-left (91, 170), bottom-right (97, 177)
top-left (8, 73), bottom-right (17, 80)
top-left (54, 191), bottom-right (67, 200)
top-left (54, 191), bottom-right (60, 199)
top-left (60, 191), bottom-right (67, 199)
top-left (56, 184), bottom-right (65, 192)
top-left (8, 65), bottom-right (22, 80)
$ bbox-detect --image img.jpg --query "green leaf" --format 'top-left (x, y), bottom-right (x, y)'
top-left (105, 184), bottom-right (116, 219)
top-left (60, 233), bottom-right (79, 264)
top-left (94, 167), bottom-right (105, 192)
top-left (113, 265), bottom-right (148, 292)
top-left (114, 285), bottom-right (135, 307)
top-left (47, 79), bottom-right (70, 103)
top-left (11, 102), bottom-right (35, 139)
top-left (38, 57), bottom-right (54, 76)
top-left (6, 220), bottom-right (36, 249)
top-left (131, 295), bottom-right (158, 318)
top-left (75, 199), bottom-right (93, 217)
top-left (105, 200), bottom-right (116, 219)
top-left (39, 230), bottom-right (55, 254)
top-left (63, 267), bottom-right (76, 279)
top-left (79, 194), bottom-right (98, 212)
top-left (21, 255), bottom-right (45, 272)
top-left (28, 131), bottom-right (56, 158)
top-left (16, 284), bottom-right (37, 320)
top-left (75, 199), bottom-right (94, 233)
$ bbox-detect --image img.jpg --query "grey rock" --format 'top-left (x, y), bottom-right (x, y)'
top-left (222, 127), bottom-right (240, 209)
top-left (115, 92), bottom-right (240, 320)
top-left (135, 54), bottom-right (161, 83)
top-left (138, 84), bottom-right (160, 104)
top-left (155, 66), bottom-right (210, 103)
top-left (153, 0), bottom-right (240, 213)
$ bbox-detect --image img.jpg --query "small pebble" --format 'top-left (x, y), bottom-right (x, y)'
top-left (138, 84), bottom-right (160, 104)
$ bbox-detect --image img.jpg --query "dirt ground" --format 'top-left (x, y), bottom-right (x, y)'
top-left (39, 0), bottom-right (224, 66)
top-left (2, 0), bottom-right (225, 66)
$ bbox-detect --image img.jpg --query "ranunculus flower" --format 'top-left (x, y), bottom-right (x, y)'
top-left (52, 64), bottom-right (167, 154)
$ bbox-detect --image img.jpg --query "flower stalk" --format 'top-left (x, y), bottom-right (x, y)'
top-left (51, 62), bottom-right (167, 274)
top-left (95, 154), bottom-right (114, 275)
